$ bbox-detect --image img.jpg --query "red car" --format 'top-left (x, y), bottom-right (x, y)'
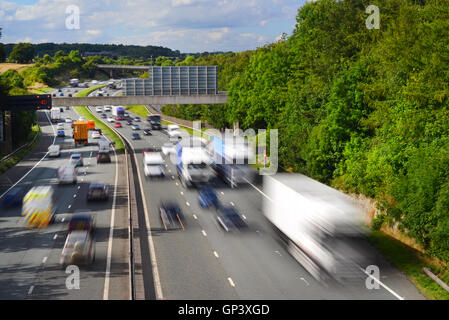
top-left (114, 122), bottom-right (122, 128)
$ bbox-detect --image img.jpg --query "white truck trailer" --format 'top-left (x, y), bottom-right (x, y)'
top-left (263, 173), bottom-right (368, 283)
top-left (50, 108), bottom-right (61, 123)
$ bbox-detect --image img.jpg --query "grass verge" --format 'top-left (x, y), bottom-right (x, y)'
top-left (30, 87), bottom-right (54, 94)
top-left (368, 230), bottom-right (449, 300)
top-left (73, 85), bottom-right (125, 153)
top-left (0, 124), bottom-right (41, 176)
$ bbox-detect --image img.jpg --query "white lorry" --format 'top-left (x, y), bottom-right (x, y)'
top-left (263, 173), bottom-right (368, 284)
top-left (143, 152), bottom-right (165, 177)
top-left (175, 139), bottom-right (215, 187)
top-left (50, 108), bottom-right (61, 123)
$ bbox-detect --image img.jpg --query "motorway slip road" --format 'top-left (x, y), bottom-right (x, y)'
top-left (0, 107), bottom-right (129, 300)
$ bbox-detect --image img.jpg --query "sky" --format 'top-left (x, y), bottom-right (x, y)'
top-left (0, 0), bottom-right (308, 53)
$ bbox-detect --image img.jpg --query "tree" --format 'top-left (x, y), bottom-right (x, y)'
top-left (0, 43), bottom-right (5, 62)
top-left (9, 43), bottom-right (35, 63)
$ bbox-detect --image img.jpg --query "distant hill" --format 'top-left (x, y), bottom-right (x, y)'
top-left (3, 43), bottom-right (183, 59)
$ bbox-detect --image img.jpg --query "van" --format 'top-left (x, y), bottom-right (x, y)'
top-left (48, 144), bottom-right (61, 157)
top-left (58, 166), bottom-right (77, 184)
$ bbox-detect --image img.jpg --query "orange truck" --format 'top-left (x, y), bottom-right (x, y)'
top-left (73, 121), bottom-right (89, 145)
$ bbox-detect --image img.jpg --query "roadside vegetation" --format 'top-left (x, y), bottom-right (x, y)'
top-left (74, 85), bottom-right (125, 153)
top-left (0, 124), bottom-right (40, 175)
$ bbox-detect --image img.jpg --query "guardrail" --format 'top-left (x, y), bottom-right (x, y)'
top-left (0, 125), bottom-right (40, 164)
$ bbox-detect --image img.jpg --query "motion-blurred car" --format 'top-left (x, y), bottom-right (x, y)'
top-left (101, 113), bottom-right (107, 118)
top-left (216, 206), bottom-right (247, 232)
top-left (132, 133), bottom-right (141, 140)
top-left (58, 89), bottom-right (62, 92)
top-left (87, 182), bottom-right (109, 201)
top-left (124, 112), bottom-right (129, 117)
top-left (68, 93), bottom-right (72, 97)
top-left (69, 153), bottom-right (83, 167)
top-left (95, 106), bottom-right (103, 112)
top-left (131, 124), bottom-right (140, 130)
top-left (65, 118), bottom-right (72, 123)
top-left (59, 92), bottom-right (64, 96)
top-left (159, 202), bottom-right (185, 230)
top-left (161, 142), bottom-right (176, 156)
top-left (91, 131), bottom-right (101, 139)
top-left (104, 106), bottom-right (111, 112)
top-left (60, 231), bottom-right (95, 267)
top-left (57, 130), bottom-right (65, 137)
top-left (143, 151), bottom-right (165, 177)
top-left (48, 144), bottom-right (60, 157)
top-left (97, 152), bottom-right (111, 163)
top-left (198, 186), bottom-right (219, 208)
top-left (134, 117), bottom-right (141, 122)
top-left (1, 187), bottom-right (24, 208)
top-left (143, 128), bottom-right (152, 135)
top-left (69, 211), bottom-right (95, 234)
top-left (59, 107), bottom-right (64, 112)
top-left (114, 122), bottom-right (122, 128)
top-left (58, 165), bottom-right (77, 184)
top-left (115, 116), bottom-right (121, 121)
top-left (107, 117), bottom-right (115, 123)
top-left (126, 120), bottom-right (133, 125)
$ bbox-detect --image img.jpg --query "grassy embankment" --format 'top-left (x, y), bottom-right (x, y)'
top-left (73, 85), bottom-right (125, 153)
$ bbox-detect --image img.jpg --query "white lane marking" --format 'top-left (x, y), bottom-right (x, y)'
top-left (168, 169), bottom-right (171, 173)
top-left (172, 176), bottom-right (175, 180)
top-left (186, 202), bottom-right (190, 207)
top-left (73, 194), bottom-right (76, 198)
top-left (175, 182), bottom-right (179, 186)
top-left (42, 257), bottom-right (47, 264)
top-left (213, 251), bottom-right (219, 258)
top-left (165, 164), bottom-right (168, 167)
top-left (274, 250), bottom-right (282, 256)
top-left (61, 218), bottom-right (65, 222)
top-left (220, 191), bottom-right (224, 195)
top-left (28, 286), bottom-right (34, 295)
top-left (242, 215), bottom-right (247, 220)
top-left (68, 205), bottom-right (71, 209)
top-left (359, 266), bottom-right (404, 300)
top-left (230, 202), bottom-right (235, 206)
top-left (243, 177), bottom-right (273, 202)
top-left (300, 277), bottom-right (309, 286)
top-left (202, 230), bottom-right (207, 237)
top-left (227, 277), bottom-right (235, 287)
top-left (193, 214), bottom-right (198, 220)
top-left (77, 186), bottom-right (81, 190)
top-left (0, 111), bottom-right (56, 200)
top-left (180, 191), bottom-right (184, 195)
top-left (53, 234), bottom-right (58, 240)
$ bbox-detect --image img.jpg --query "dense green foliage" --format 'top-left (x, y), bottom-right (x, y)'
top-left (0, 43), bottom-right (6, 62)
top-left (163, 0), bottom-right (449, 262)
top-left (8, 43), bottom-right (35, 63)
top-left (3, 43), bottom-right (181, 60)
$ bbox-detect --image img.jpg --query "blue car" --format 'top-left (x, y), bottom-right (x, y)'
top-left (198, 187), bottom-right (219, 208)
top-left (57, 130), bottom-right (65, 137)
top-left (132, 133), bottom-right (141, 140)
top-left (1, 187), bottom-right (24, 207)
top-left (216, 206), bottom-right (247, 232)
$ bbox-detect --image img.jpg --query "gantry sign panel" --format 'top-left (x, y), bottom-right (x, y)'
top-left (0, 94), bottom-right (52, 111)
top-left (122, 66), bottom-right (218, 96)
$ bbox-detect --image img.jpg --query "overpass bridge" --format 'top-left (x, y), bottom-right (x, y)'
top-left (51, 93), bottom-right (228, 107)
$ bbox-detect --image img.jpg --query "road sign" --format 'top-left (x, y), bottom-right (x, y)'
top-left (122, 66), bottom-right (218, 96)
top-left (0, 94), bottom-right (52, 111)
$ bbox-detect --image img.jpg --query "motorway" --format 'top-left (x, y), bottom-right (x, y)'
top-left (0, 81), bottom-right (425, 300)
top-left (0, 86), bottom-right (129, 300)
top-left (89, 86), bottom-right (425, 300)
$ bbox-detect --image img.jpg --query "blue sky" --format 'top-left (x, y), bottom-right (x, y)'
top-left (0, 0), bottom-right (308, 53)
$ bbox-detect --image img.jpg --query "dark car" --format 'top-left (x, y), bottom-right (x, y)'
top-left (134, 117), bottom-right (141, 122)
top-left (69, 211), bottom-right (95, 234)
top-left (57, 130), bottom-right (65, 137)
top-left (1, 187), bottom-right (24, 208)
top-left (216, 207), bottom-right (247, 232)
top-left (52, 93), bottom-right (56, 97)
top-left (97, 152), bottom-right (111, 163)
top-left (58, 89), bottom-right (62, 92)
top-left (59, 107), bottom-right (64, 112)
top-left (198, 187), bottom-right (219, 208)
top-left (126, 120), bottom-right (133, 125)
top-left (159, 202), bottom-right (185, 230)
top-left (87, 183), bottom-right (109, 201)
top-left (132, 133), bottom-right (141, 140)
top-left (68, 93), bottom-right (72, 97)
top-left (143, 128), bottom-right (152, 136)
top-left (101, 113), bottom-right (107, 118)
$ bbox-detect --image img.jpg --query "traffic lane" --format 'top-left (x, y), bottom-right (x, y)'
top-left (209, 178), bottom-right (424, 299)
top-left (95, 111), bottom-right (238, 299)
top-left (0, 111), bottom-right (56, 196)
top-left (27, 130), bottom-right (122, 299)
top-left (0, 108), bottom-right (93, 299)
